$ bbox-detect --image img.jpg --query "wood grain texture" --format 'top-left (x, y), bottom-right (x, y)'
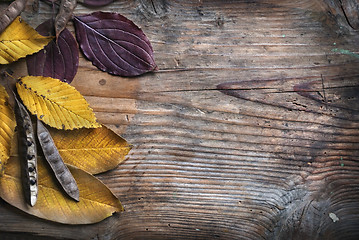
top-left (0, 0), bottom-right (359, 239)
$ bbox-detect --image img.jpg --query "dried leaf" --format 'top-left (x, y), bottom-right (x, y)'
top-left (0, 155), bottom-right (123, 224)
top-left (49, 125), bottom-right (131, 174)
top-left (0, 16), bottom-right (53, 64)
top-left (0, 84), bottom-right (16, 177)
top-left (16, 76), bottom-right (101, 130)
top-left (55, 0), bottom-right (77, 38)
top-left (73, 11), bottom-right (157, 77)
top-left (26, 19), bottom-right (79, 83)
top-left (0, 0), bottom-right (27, 33)
top-left (37, 119), bottom-right (79, 202)
top-left (77, 0), bottom-right (114, 7)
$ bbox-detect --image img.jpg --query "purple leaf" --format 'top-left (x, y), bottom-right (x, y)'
top-left (78, 0), bottom-right (115, 7)
top-left (26, 19), bottom-right (79, 84)
top-left (73, 11), bottom-right (157, 77)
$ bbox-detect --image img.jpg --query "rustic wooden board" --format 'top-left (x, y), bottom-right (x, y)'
top-left (1, 0), bottom-right (359, 239)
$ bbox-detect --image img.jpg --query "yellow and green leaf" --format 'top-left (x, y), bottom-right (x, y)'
top-left (16, 76), bottom-right (101, 130)
top-left (0, 84), bottom-right (16, 176)
top-left (0, 155), bottom-right (124, 224)
top-left (0, 16), bottom-right (53, 64)
top-left (50, 125), bottom-right (131, 174)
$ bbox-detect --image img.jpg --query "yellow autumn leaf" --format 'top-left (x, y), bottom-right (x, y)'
top-left (16, 76), bottom-right (101, 130)
top-left (0, 84), bottom-right (16, 176)
top-left (0, 155), bottom-right (123, 224)
top-left (0, 16), bottom-right (53, 64)
top-left (49, 125), bottom-right (131, 174)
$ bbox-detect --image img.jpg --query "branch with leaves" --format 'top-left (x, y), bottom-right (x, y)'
top-left (0, 0), bottom-right (156, 224)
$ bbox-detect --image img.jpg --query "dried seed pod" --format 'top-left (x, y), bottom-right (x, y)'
top-left (13, 92), bottom-right (38, 207)
top-left (0, 0), bottom-right (27, 33)
top-left (37, 119), bottom-right (79, 202)
top-left (25, 0), bottom-right (39, 14)
top-left (55, 0), bottom-right (77, 38)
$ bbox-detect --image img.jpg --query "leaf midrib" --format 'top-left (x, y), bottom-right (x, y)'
top-left (24, 83), bottom-right (97, 126)
top-left (58, 147), bottom-right (128, 151)
top-left (74, 16), bottom-right (154, 69)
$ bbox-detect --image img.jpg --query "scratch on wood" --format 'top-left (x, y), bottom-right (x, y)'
top-left (320, 74), bottom-right (327, 108)
top-left (150, 0), bottom-right (157, 14)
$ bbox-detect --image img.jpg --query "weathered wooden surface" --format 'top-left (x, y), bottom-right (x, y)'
top-left (1, 0), bottom-right (359, 239)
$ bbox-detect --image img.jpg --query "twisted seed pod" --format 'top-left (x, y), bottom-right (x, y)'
top-left (0, 0), bottom-right (27, 33)
top-left (37, 119), bottom-right (79, 202)
top-left (13, 93), bottom-right (38, 207)
top-left (55, 0), bottom-right (77, 39)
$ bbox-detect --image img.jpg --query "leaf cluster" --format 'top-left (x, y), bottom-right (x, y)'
top-left (0, 0), bottom-right (152, 224)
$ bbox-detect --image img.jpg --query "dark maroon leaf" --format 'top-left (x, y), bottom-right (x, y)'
top-left (78, 0), bottom-right (114, 7)
top-left (73, 11), bottom-right (157, 77)
top-left (26, 19), bottom-right (79, 84)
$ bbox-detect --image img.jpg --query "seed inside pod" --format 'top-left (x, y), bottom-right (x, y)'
top-left (13, 91), bottom-right (38, 207)
top-left (37, 119), bottom-right (80, 202)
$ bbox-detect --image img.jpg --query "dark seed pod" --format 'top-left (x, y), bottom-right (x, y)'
top-left (0, 0), bottom-right (27, 33)
top-left (37, 119), bottom-right (79, 202)
top-left (55, 0), bottom-right (77, 39)
top-left (25, 0), bottom-right (39, 14)
top-left (13, 93), bottom-right (38, 207)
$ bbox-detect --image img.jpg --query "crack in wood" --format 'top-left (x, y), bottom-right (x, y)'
top-left (150, 0), bottom-right (158, 15)
top-left (321, 74), bottom-right (328, 109)
top-left (137, 0), bottom-right (167, 18)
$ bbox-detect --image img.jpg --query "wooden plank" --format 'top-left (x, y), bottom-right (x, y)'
top-left (0, 0), bottom-right (359, 239)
